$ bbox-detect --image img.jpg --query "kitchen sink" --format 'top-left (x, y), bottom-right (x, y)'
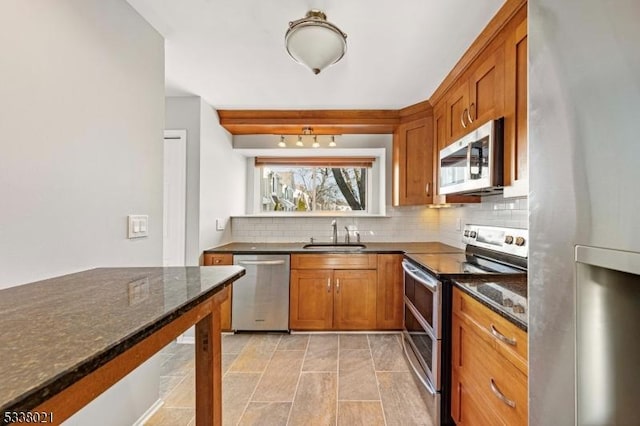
top-left (302, 243), bottom-right (367, 250)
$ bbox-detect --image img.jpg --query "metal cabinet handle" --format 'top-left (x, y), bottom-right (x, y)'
top-left (327, 278), bottom-right (331, 293)
top-left (490, 324), bottom-right (517, 346)
top-left (490, 379), bottom-right (516, 408)
top-left (336, 278), bottom-right (340, 293)
top-left (238, 260), bottom-right (285, 266)
top-left (467, 103), bottom-right (475, 123)
top-left (425, 182), bottom-right (431, 196)
top-left (461, 109), bottom-right (468, 128)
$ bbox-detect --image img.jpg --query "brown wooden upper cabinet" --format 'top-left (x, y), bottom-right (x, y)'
top-left (392, 116), bottom-right (434, 206)
top-left (433, 1), bottom-right (527, 197)
top-left (434, 102), bottom-right (447, 153)
top-left (503, 16), bottom-right (528, 195)
top-left (444, 47), bottom-right (505, 147)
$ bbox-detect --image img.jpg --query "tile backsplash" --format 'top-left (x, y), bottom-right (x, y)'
top-left (439, 194), bottom-right (528, 248)
top-left (230, 194), bottom-right (527, 246)
top-left (231, 206), bottom-right (439, 243)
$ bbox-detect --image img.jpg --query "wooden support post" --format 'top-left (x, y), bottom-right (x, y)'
top-left (195, 285), bottom-right (228, 425)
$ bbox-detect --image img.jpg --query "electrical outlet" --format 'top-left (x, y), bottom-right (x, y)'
top-left (456, 217), bottom-right (462, 231)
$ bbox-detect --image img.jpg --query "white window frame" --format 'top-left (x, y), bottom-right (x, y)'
top-left (245, 150), bottom-right (386, 216)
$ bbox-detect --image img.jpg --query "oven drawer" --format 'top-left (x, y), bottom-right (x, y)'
top-left (453, 288), bottom-right (527, 374)
top-left (452, 309), bottom-right (528, 425)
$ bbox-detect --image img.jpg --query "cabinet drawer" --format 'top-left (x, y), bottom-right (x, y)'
top-left (452, 368), bottom-right (505, 426)
top-left (291, 254), bottom-right (377, 270)
top-left (203, 253), bottom-right (233, 266)
top-left (454, 312), bottom-right (527, 425)
top-left (453, 288), bottom-right (527, 373)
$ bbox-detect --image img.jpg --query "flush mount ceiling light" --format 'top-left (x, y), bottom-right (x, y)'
top-left (285, 10), bottom-right (347, 75)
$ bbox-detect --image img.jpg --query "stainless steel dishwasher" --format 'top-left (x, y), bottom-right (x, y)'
top-left (232, 254), bottom-right (290, 331)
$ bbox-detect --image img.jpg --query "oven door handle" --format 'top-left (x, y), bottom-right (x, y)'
top-left (402, 261), bottom-right (439, 292)
top-left (402, 336), bottom-right (437, 396)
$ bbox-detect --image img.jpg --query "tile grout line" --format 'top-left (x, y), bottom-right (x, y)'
top-left (235, 334), bottom-right (283, 426)
top-left (368, 334), bottom-right (389, 426)
top-left (285, 334), bottom-right (311, 426)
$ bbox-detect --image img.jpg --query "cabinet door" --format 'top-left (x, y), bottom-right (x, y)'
top-left (452, 367), bottom-right (505, 426)
top-left (203, 253), bottom-right (233, 331)
top-left (468, 47), bottom-right (505, 128)
top-left (434, 102), bottom-right (448, 153)
top-left (333, 269), bottom-right (377, 330)
top-left (376, 254), bottom-right (403, 329)
top-left (290, 269), bottom-right (333, 330)
top-left (393, 118), bottom-right (434, 206)
top-left (445, 81), bottom-right (470, 143)
top-left (504, 16), bottom-right (528, 196)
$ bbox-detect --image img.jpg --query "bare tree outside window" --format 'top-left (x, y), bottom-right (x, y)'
top-left (260, 166), bottom-right (368, 212)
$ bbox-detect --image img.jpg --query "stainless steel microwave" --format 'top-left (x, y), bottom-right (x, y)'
top-left (438, 118), bottom-right (504, 196)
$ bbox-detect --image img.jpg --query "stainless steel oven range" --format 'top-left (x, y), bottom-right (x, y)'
top-left (402, 225), bottom-right (528, 425)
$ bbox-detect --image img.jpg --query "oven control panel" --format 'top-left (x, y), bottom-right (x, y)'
top-left (462, 225), bottom-right (528, 258)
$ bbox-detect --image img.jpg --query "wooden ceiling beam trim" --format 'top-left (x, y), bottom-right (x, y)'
top-left (218, 109), bottom-right (400, 135)
top-left (399, 100), bottom-right (433, 124)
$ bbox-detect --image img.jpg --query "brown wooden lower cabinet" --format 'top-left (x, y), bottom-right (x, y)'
top-left (451, 288), bottom-right (528, 425)
top-left (290, 268), bottom-right (377, 330)
top-left (290, 269), bottom-right (334, 330)
top-left (376, 254), bottom-right (404, 329)
top-left (333, 269), bottom-right (377, 329)
top-left (203, 253), bottom-right (233, 331)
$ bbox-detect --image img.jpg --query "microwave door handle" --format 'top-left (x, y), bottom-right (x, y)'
top-left (466, 143), bottom-right (473, 180)
top-left (473, 145), bottom-right (483, 178)
top-left (468, 144), bottom-right (483, 180)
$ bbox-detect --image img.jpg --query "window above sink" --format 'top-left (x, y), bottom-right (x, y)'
top-left (241, 147), bottom-right (387, 217)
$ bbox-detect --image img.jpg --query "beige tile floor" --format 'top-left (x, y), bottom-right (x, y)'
top-left (146, 333), bottom-right (434, 426)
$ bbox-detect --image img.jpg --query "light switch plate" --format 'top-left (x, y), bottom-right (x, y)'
top-left (128, 215), bottom-right (149, 238)
top-left (216, 218), bottom-right (225, 231)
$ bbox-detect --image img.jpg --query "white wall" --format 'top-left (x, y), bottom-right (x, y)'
top-left (0, 0), bottom-right (164, 288)
top-left (0, 1), bottom-right (164, 424)
top-left (165, 97), bottom-right (246, 263)
top-left (165, 97), bottom-right (202, 265)
top-left (199, 103), bottom-right (246, 253)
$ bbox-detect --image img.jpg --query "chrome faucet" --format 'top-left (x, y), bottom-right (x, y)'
top-left (344, 226), bottom-right (350, 244)
top-left (331, 219), bottom-right (338, 244)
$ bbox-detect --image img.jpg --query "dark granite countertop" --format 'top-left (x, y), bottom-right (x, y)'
top-left (452, 276), bottom-right (528, 331)
top-left (204, 242), bottom-right (462, 255)
top-left (0, 266), bottom-right (245, 414)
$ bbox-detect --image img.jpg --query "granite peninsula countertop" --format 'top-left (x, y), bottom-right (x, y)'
top-left (204, 241), bottom-right (463, 255)
top-left (0, 266), bottom-right (245, 414)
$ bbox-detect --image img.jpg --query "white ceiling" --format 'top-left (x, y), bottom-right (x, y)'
top-left (127, 0), bottom-right (504, 110)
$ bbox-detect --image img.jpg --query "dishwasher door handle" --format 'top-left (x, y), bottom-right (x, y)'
top-left (237, 260), bottom-right (286, 266)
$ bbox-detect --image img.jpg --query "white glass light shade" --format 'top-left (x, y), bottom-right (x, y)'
top-left (285, 11), bottom-right (347, 75)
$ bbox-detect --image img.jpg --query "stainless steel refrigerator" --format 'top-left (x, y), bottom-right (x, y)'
top-left (529, 1), bottom-right (640, 425)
